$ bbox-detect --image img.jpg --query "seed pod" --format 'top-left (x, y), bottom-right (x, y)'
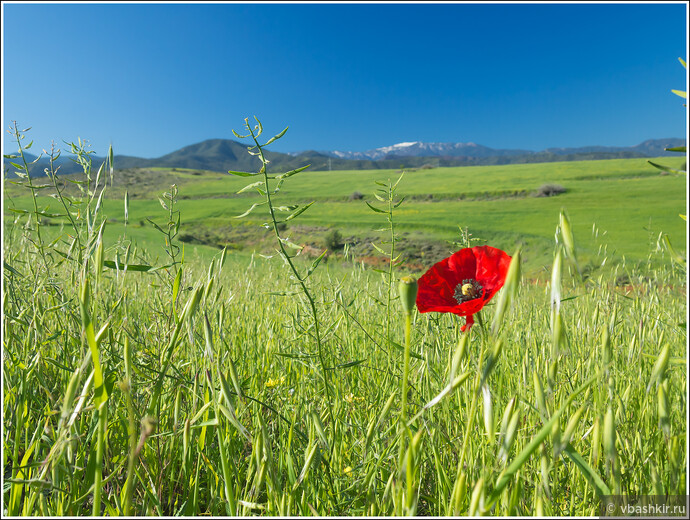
top-left (548, 357), bottom-right (559, 390)
top-left (550, 247), bottom-right (563, 318)
top-left (59, 366), bottom-right (82, 430)
top-left (499, 397), bottom-right (517, 442)
top-left (468, 478), bottom-right (484, 517)
top-left (378, 392), bottom-right (397, 426)
top-left (203, 276), bottom-right (215, 302)
top-left (601, 328), bottom-right (612, 368)
top-left (647, 343), bottom-right (670, 392)
top-left (603, 407), bottom-right (616, 462)
top-left (182, 286), bottom-right (203, 323)
top-left (451, 472), bottom-right (467, 516)
top-left (533, 370), bottom-right (548, 418)
top-left (657, 380), bottom-right (670, 437)
top-left (591, 415), bottom-right (601, 465)
top-left (500, 410), bottom-right (521, 460)
top-left (482, 385), bottom-right (494, 441)
top-left (559, 209), bottom-right (577, 264)
top-left (540, 445), bottom-right (550, 495)
top-left (183, 418), bottom-right (191, 462)
top-left (398, 276), bottom-right (418, 315)
top-left (491, 249), bottom-right (521, 334)
top-left (561, 405), bottom-right (585, 448)
top-left (203, 312), bottom-right (214, 361)
top-left (535, 494), bottom-right (544, 516)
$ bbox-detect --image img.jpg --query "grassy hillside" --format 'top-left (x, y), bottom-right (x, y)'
top-left (5, 156), bottom-right (686, 277)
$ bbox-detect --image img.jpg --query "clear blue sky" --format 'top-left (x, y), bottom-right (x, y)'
top-left (2, 2), bottom-right (687, 158)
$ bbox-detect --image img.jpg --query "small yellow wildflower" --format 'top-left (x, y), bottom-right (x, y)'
top-left (344, 392), bottom-right (365, 404)
top-left (265, 376), bottom-right (286, 389)
top-left (343, 466), bottom-right (353, 476)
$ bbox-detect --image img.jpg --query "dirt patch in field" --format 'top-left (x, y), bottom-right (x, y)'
top-left (177, 221), bottom-right (455, 271)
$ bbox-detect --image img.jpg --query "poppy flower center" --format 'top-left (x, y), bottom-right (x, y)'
top-left (454, 279), bottom-right (483, 304)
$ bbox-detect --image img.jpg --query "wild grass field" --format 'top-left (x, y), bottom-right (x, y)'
top-left (2, 123), bottom-right (687, 517)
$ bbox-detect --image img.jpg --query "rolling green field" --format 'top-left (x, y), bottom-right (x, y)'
top-left (4, 156), bottom-right (687, 277)
top-left (2, 142), bottom-right (687, 516)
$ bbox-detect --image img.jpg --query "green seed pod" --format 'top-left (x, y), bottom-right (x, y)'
top-left (603, 407), bottom-right (616, 462)
top-left (559, 209), bottom-right (577, 263)
top-left (468, 478), bottom-right (484, 517)
top-left (500, 397), bottom-right (517, 441)
top-left (491, 249), bottom-right (521, 334)
top-left (561, 405), bottom-right (585, 448)
top-left (182, 286), bottom-right (203, 323)
top-left (500, 410), bottom-right (520, 460)
top-left (657, 380), bottom-right (670, 437)
top-left (183, 418), bottom-right (190, 462)
top-left (533, 370), bottom-right (548, 418)
top-left (601, 328), bottom-right (612, 368)
top-left (451, 472), bottom-right (467, 515)
top-left (59, 366), bottom-right (82, 430)
top-left (648, 343), bottom-right (670, 392)
top-left (398, 276), bottom-right (418, 315)
top-left (378, 392), bottom-right (397, 426)
top-left (548, 357), bottom-right (559, 390)
top-left (591, 415), bottom-right (601, 465)
top-left (482, 385), bottom-right (494, 442)
top-left (204, 276), bottom-right (215, 302)
top-left (540, 445), bottom-right (550, 493)
top-left (535, 494), bottom-right (544, 517)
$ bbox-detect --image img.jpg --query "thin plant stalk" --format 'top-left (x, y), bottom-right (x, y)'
top-left (245, 121), bottom-right (335, 423)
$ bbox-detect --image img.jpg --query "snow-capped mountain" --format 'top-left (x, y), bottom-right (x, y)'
top-left (319, 141), bottom-right (534, 160)
top-left (309, 138), bottom-right (685, 161)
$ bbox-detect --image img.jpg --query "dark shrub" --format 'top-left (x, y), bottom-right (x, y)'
top-left (350, 191), bottom-right (364, 200)
top-left (324, 229), bottom-right (344, 250)
top-left (535, 183), bottom-right (566, 197)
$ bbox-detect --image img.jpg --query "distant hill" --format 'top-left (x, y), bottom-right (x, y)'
top-left (318, 138), bottom-right (686, 161)
top-left (3, 137), bottom-right (685, 178)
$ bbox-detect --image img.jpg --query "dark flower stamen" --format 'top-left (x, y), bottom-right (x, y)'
top-left (454, 279), bottom-right (483, 304)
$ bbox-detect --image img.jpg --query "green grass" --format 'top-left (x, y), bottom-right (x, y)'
top-left (3, 221), bottom-right (686, 515)
top-left (5, 156), bottom-right (686, 275)
top-left (3, 143), bottom-right (687, 516)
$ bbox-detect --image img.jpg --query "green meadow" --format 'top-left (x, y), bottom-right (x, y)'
top-left (2, 132), bottom-right (687, 517)
top-left (4, 156), bottom-right (686, 275)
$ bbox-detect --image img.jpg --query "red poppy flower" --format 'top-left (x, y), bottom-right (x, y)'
top-left (415, 246), bottom-right (511, 331)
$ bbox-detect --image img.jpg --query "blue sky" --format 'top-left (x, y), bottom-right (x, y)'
top-left (2, 2), bottom-right (687, 158)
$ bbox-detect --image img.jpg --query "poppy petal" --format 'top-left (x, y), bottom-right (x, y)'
top-left (416, 245), bottom-right (511, 319)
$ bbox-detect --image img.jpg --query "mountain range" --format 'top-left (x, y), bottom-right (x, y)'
top-left (315, 138), bottom-right (685, 161)
top-left (4, 138), bottom-right (685, 178)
